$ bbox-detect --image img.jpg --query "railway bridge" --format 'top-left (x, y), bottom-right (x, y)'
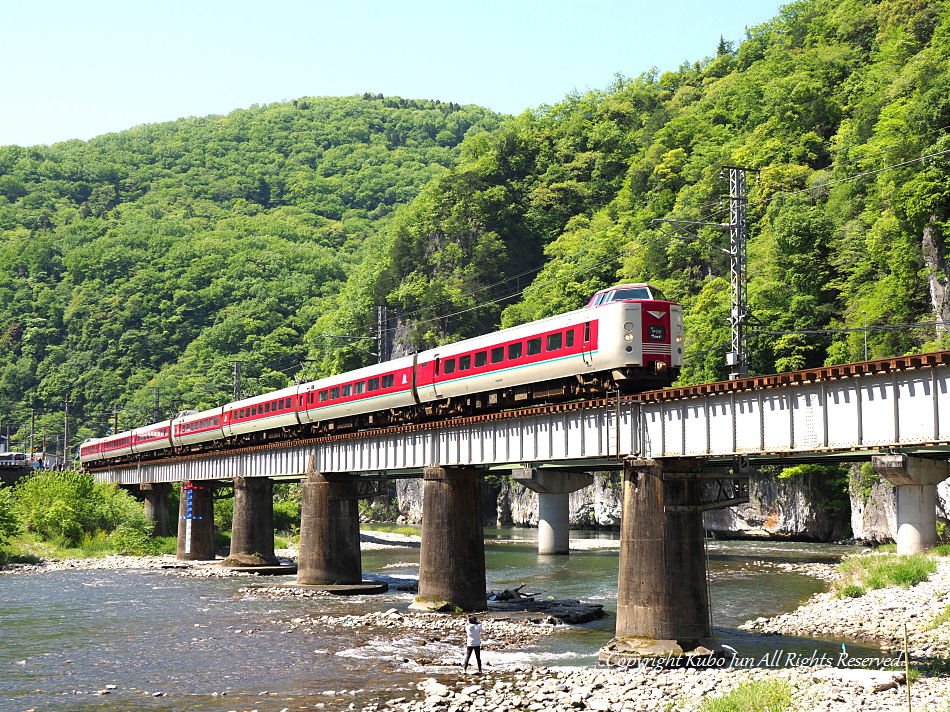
top-left (91, 351), bottom-right (950, 656)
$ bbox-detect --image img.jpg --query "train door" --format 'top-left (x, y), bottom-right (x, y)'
top-left (431, 354), bottom-right (444, 399)
top-left (581, 320), bottom-right (595, 367)
top-left (415, 354), bottom-right (443, 401)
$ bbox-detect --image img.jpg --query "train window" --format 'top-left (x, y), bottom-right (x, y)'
top-left (214, 417), bottom-right (219, 425)
top-left (609, 287), bottom-right (651, 302)
top-left (443, 358), bottom-right (456, 374)
top-left (368, 377), bottom-right (380, 391)
top-left (342, 384), bottom-right (352, 397)
top-left (583, 321), bottom-right (591, 343)
top-left (546, 333), bottom-right (562, 351)
top-left (566, 330), bottom-right (575, 347)
top-left (491, 347), bottom-right (504, 364)
top-left (475, 351), bottom-right (487, 367)
top-left (355, 381), bottom-right (365, 394)
top-left (330, 387), bottom-right (340, 399)
top-left (382, 374), bottom-right (394, 388)
top-left (319, 390), bottom-right (328, 402)
top-left (508, 343), bottom-right (522, 360)
top-left (266, 402), bottom-right (272, 413)
top-left (527, 338), bottom-right (542, 356)
top-left (459, 355), bottom-right (471, 370)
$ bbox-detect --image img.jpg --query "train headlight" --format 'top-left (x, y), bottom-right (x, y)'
top-left (675, 336), bottom-right (683, 343)
top-left (623, 321), bottom-right (634, 331)
top-left (624, 333), bottom-right (634, 342)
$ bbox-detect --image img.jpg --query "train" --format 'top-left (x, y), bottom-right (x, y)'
top-left (80, 283), bottom-right (683, 466)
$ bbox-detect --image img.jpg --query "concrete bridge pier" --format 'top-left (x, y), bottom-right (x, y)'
top-left (141, 482), bottom-right (172, 537)
top-left (513, 468), bottom-right (594, 554)
top-left (176, 481), bottom-right (216, 560)
top-left (230, 476), bottom-right (278, 565)
top-left (602, 457), bottom-right (716, 660)
top-left (872, 455), bottom-right (950, 554)
top-left (414, 466), bottom-right (486, 611)
top-left (296, 470), bottom-right (362, 584)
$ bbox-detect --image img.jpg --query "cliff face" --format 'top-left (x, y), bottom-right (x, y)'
top-left (388, 469), bottom-right (950, 543)
top-left (704, 469), bottom-right (851, 541)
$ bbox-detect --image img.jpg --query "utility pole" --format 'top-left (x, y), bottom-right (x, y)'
top-left (30, 409), bottom-right (35, 454)
top-left (231, 361), bottom-right (243, 400)
top-left (723, 165), bottom-right (752, 380)
top-left (63, 395), bottom-right (70, 468)
top-left (376, 306), bottom-right (389, 364)
top-left (152, 387), bottom-right (161, 422)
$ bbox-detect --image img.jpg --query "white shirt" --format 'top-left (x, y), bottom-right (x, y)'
top-left (466, 622), bottom-right (484, 647)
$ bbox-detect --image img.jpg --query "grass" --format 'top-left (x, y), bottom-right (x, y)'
top-left (697, 680), bottom-right (794, 712)
top-left (360, 522), bottom-right (420, 537)
top-left (926, 602), bottom-right (950, 631)
top-left (1, 530), bottom-right (179, 560)
top-left (931, 544), bottom-right (950, 556)
top-left (834, 553), bottom-right (937, 596)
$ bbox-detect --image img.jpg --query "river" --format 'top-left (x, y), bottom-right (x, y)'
top-left (0, 530), bottom-right (875, 712)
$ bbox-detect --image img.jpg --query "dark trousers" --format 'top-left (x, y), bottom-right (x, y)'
top-left (464, 645), bottom-right (482, 671)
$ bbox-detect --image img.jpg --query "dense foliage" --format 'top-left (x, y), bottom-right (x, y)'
top-left (0, 487), bottom-right (18, 545)
top-left (375, 0), bottom-right (950, 388)
top-left (2, 0), bottom-right (950, 459)
top-left (0, 96), bottom-right (501, 453)
top-left (11, 470), bottom-right (153, 551)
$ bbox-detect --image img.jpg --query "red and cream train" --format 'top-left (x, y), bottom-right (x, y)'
top-left (80, 284), bottom-right (683, 466)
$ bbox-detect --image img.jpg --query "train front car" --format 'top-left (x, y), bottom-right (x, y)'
top-left (585, 283), bottom-right (683, 390)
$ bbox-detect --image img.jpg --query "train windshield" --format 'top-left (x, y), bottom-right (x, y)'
top-left (604, 286), bottom-right (666, 302)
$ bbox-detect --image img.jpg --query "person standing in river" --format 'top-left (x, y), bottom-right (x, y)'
top-left (463, 615), bottom-right (484, 674)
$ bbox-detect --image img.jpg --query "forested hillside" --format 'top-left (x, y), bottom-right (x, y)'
top-left (0, 96), bottom-right (502, 447)
top-left (2, 0), bottom-right (950, 458)
top-left (371, 0), bottom-right (950, 386)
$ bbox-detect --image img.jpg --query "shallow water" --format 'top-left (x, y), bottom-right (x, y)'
top-left (0, 531), bottom-right (875, 711)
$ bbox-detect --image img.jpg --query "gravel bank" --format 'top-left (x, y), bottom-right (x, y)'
top-left (357, 664), bottom-right (950, 712)
top-left (741, 556), bottom-right (950, 657)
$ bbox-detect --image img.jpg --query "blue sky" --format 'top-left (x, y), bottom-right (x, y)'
top-left (1, 0), bottom-right (786, 146)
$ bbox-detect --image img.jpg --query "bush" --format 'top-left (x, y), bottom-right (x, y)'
top-left (273, 498), bottom-right (300, 533)
top-left (0, 486), bottom-right (19, 545)
top-left (836, 583), bottom-right (866, 599)
top-left (697, 680), bottom-right (793, 712)
top-left (13, 470), bottom-right (153, 548)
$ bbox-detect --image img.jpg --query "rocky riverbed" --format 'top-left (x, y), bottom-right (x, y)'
top-left (741, 556), bottom-right (950, 657)
top-left (357, 663), bottom-right (950, 712)
top-left (354, 551), bottom-right (950, 712)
